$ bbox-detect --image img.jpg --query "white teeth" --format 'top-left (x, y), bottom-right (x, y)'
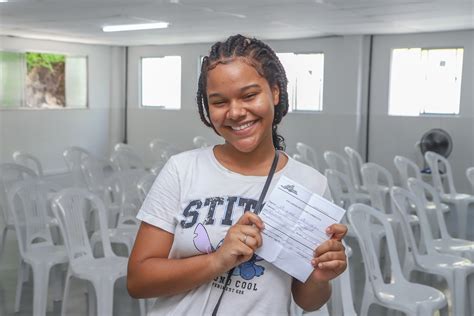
top-left (231, 121), bottom-right (255, 131)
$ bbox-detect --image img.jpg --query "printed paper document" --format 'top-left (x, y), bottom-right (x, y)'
top-left (256, 175), bottom-right (346, 282)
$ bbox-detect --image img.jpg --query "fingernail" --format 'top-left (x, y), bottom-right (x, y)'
top-left (326, 227), bottom-right (331, 233)
top-left (318, 263), bottom-right (323, 268)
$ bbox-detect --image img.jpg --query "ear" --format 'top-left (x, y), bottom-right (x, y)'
top-left (272, 84), bottom-right (280, 106)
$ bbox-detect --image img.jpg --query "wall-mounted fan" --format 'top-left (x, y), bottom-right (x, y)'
top-left (418, 128), bottom-right (453, 173)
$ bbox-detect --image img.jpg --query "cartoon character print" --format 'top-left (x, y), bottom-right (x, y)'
top-left (193, 223), bottom-right (265, 280)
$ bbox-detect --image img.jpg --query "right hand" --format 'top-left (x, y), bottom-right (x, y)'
top-left (212, 212), bottom-right (265, 271)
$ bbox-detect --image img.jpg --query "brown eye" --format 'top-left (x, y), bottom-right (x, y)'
top-left (244, 93), bottom-right (256, 100)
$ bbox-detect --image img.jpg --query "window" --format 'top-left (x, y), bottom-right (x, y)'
top-left (141, 56), bottom-right (181, 109)
top-left (389, 48), bottom-right (464, 116)
top-left (277, 53), bottom-right (324, 112)
top-left (0, 51), bottom-right (88, 109)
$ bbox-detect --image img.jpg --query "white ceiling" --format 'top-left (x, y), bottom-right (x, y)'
top-left (0, 0), bottom-right (473, 46)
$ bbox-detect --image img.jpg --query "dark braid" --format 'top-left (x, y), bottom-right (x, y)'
top-left (196, 34), bottom-right (289, 151)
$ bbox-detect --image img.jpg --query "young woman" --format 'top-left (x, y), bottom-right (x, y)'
top-left (127, 34), bottom-right (348, 315)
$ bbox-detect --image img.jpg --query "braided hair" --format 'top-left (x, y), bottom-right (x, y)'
top-left (196, 34), bottom-right (289, 151)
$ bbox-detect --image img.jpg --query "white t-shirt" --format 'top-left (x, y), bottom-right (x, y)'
top-left (137, 146), bottom-right (330, 316)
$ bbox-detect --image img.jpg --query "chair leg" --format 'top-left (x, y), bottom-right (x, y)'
top-left (139, 299), bottom-right (146, 316)
top-left (94, 279), bottom-right (115, 316)
top-left (453, 271), bottom-right (467, 316)
top-left (360, 287), bottom-right (372, 316)
top-left (0, 226), bottom-right (8, 261)
top-left (32, 263), bottom-right (50, 316)
top-left (61, 269), bottom-right (72, 316)
top-left (14, 259), bottom-right (26, 312)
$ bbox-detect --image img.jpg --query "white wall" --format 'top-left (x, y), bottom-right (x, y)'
top-left (0, 36), bottom-right (126, 173)
top-left (126, 35), bottom-right (371, 169)
top-left (369, 30), bottom-right (474, 193)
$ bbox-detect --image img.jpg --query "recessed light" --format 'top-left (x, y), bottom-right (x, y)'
top-left (102, 22), bottom-right (169, 32)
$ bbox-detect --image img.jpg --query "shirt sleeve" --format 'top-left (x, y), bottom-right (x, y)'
top-left (136, 157), bottom-right (180, 234)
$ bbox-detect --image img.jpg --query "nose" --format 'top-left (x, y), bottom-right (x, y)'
top-left (227, 100), bottom-right (246, 120)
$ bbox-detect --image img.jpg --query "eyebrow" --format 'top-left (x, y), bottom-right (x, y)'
top-left (208, 84), bottom-right (261, 99)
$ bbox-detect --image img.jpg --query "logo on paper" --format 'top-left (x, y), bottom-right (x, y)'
top-left (282, 184), bottom-right (298, 195)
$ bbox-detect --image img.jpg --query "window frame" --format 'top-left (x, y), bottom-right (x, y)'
top-left (140, 55), bottom-right (182, 110)
top-left (276, 51), bottom-right (325, 114)
top-left (388, 46), bottom-right (464, 117)
top-left (0, 49), bottom-right (89, 111)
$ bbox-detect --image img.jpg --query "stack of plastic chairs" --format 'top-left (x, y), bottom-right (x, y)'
top-left (425, 151), bottom-right (474, 240)
top-left (63, 146), bottom-right (92, 187)
top-left (347, 203), bottom-right (447, 315)
top-left (8, 179), bottom-right (68, 315)
top-left (391, 187), bottom-right (474, 316)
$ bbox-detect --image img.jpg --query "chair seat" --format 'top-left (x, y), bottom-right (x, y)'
top-left (433, 239), bottom-right (474, 257)
top-left (440, 193), bottom-right (474, 202)
top-left (24, 245), bottom-right (68, 265)
top-left (425, 201), bottom-right (450, 213)
top-left (71, 256), bottom-right (128, 281)
top-left (416, 253), bottom-right (474, 272)
top-left (375, 281), bottom-right (446, 312)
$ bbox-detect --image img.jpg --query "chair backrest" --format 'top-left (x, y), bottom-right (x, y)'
top-left (424, 151), bottom-right (457, 195)
top-left (12, 151), bottom-right (44, 177)
top-left (149, 138), bottom-right (176, 164)
top-left (393, 155), bottom-right (422, 190)
top-left (344, 146), bottom-right (365, 191)
top-left (192, 136), bottom-right (210, 149)
top-left (110, 143), bottom-right (145, 171)
top-left (51, 188), bottom-right (114, 262)
top-left (407, 178), bottom-right (451, 240)
top-left (361, 162), bottom-right (394, 213)
top-left (0, 163), bottom-right (38, 225)
top-left (466, 167), bottom-right (474, 194)
top-left (347, 203), bottom-right (406, 290)
top-left (81, 155), bottom-right (108, 194)
top-left (325, 169), bottom-right (357, 209)
top-left (63, 146), bottom-right (91, 187)
top-left (295, 142), bottom-right (319, 171)
top-left (323, 151), bottom-right (350, 177)
top-left (137, 173), bottom-right (156, 203)
top-left (104, 170), bottom-right (149, 217)
top-left (391, 187), bottom-right (437, 258)
top-left (7, 179), bottom-right (60, 257)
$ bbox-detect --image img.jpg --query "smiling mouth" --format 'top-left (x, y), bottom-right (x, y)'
top-left (230, 120), bottom-right (257, 131)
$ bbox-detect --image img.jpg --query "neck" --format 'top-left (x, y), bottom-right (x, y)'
top-left (215, 140), bottom-right (278, 176)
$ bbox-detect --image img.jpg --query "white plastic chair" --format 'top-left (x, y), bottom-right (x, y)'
top-left (360, 162), bottom-right (394, 216)
top-left (323, 150), bottom-right (350, 177)
top-left (466, 167), bottom-right (474, 194)
top-left (325, 169), bottom-right (370, 210)
top-left (294, 142), bottom-right (320, 171)
top-left (149, 138), bottom-right (179, 162)
top-left (8, 179), bottom-right (68, 315)
top-left (394, 155), bottom-right (450, 218)
top-left (192, 135), bottom-right (210, 148)
top-left (51, 188), bottom-right (131, 316)
top-left (425, 151), bottom-right (474, 239)
top-left (391, 187), bottom-right (474, 316)
top-left (110, 143), bottom-right (145, 172)
top-left (63, 146), bottom-right (92, 187)
top-left (407, 178), bottom-right (474, 261)
top-left (0, 163), bottom-right (38, 261)
top-left (344, 146), bottom-right (367, 193)
top-left (13, 151), bottom-right (44, 178)
top-left (90, 170), bottom-right (148, 256)
top-left (347, 203), bottom-right (447, 316)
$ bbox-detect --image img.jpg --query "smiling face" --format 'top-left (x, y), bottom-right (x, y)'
top-left (206, 58), bottom-right (280, 154)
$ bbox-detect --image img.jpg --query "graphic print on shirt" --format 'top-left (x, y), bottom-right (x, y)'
top-left (193, 223), bottom-right (265, 281)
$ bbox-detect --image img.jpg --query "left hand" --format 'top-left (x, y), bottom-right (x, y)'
top-left (308, 223), bottom-right (348, 283)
